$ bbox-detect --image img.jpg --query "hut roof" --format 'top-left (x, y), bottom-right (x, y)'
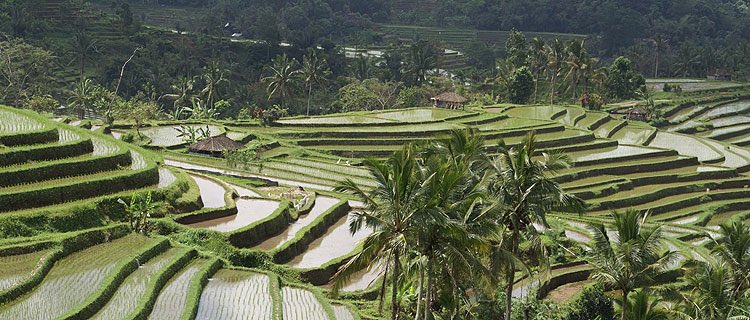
top-left (628, 107), bottom-right (649, 115)
top-left (431, 92), bottom-right (468, 103)
top-left (188, 134), bottom-right (245, 153)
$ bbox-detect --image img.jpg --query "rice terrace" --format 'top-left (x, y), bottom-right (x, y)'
top-left (3, 0), bottom-right (750, 319)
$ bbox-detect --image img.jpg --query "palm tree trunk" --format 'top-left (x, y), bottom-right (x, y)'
top-left (549, 74), bottom-right (556, 104)
top-left (379, 261), bottom-right (389, 313)
top-left (415, 266), bottom-right (424, 320)
top-left (504, 269), bottom-right (515, 320)
top-left (424, 259), bottom-right (434, 320)
top-left (307, 84), bottom-right (312, 116)
top-left (654, 51), bottom-right (659, 78)
top-left (504, 230), bottom-right (520, 320)
top-left (620, 289), bottom-right (629, 320)
top-left (392, 252), bottom-right (401, 320)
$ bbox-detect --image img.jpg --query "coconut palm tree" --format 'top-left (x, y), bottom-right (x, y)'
top-left (70, 32), bottom-right (100, 79)
top-left (352, 54), bottom-right (372, 81)
top-left (406, 41), bottom-right (438, 86)
top-left (67, 78), bottom-right (96, 119)
top-left (626, 289), bottom-right (669, 320)
top-left (487, 132), bottom-right (584, 320)
top-left (262, 54), bottom-right (301, 107)
top-left (201, 61), bottom-right (229, 109)
top-left (711, 220), bottom-right (750, 296)
top-left (670, 260), bottom-right (740, 319)
top-left (545, 39), bottom-right (566, 104)
top-left (334, 145), bottom-right (424, 320)
top-left (563, 39), bottom-right (589, 99)
top-left (528, 37), bottom-right (548, 104)
top-left (301, 49), bottom-right (331, 116)
top-left (412, 130), bottom-right (501, 319)
top-left (586, 209), bottom-right (677, 320)
top-left (649, 34), bottom-right (669, 78)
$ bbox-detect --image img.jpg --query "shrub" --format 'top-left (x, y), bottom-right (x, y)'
top-left (508, 66), bottom-right (534, 104)
top-left (258, 105), bottom-right (288, 126)
top-left (580, 93), bottom-right (604, 110)
top-left (605, 56), bottom-right (645, 100)
top-left (663, 83), bottom-right (673, 92)
top-left (562, 284), bottom-right (614, 320)
top-left (24, 95), bottom-right (59, 113)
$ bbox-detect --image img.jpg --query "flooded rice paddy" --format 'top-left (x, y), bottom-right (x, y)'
top-left (255, 196), bottom-right (340, 250)
top-left (0, 235), bottom-right (153, 320)
top-left (188, 199), bottom-right (280, 232)
top-left (0, 250), bottom-right (48, 291)
top-left (149, 258), bottom-right (209, 320)
top-left (92, 248), bottom-right (183, 319)
top-left (195, 269), bottom-right (273, 320)
top-left (281, 287), bottom-right (328, 320)
top-left (289, 213), bottom-right (373, 269)
top-left (190, 174), bottom-right (227, 208)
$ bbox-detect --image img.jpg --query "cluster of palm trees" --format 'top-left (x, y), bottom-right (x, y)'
top-left (591, 213), bottom-right (750, 320)
top-left (162, 61), bottom-right (230, 120)
top-left (332, 129), bottom-right (750, 319)
top-left (334, 129), bottom-right (583, 319)
top-left (261, 49), bottom-right (331, 116)
top-left (497, 35), bottom-right (608, 104)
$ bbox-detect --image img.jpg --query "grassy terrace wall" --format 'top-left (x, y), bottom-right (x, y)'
top-left (272, 200), bottom-right (351, 264)
top-left (228, 201), bottom-right (294, 248)
top-left (0, 127), bottom-right (58, 147)
top-left (172, 174), bottom-right (239, 225)
top-left (0, 147), bottom-right (132, 188)
top-left (0, 135), bottom-right (94, 167)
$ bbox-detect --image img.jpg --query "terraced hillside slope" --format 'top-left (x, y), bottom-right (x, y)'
top-left (125, 98), bottom-right (750, 302)
top-left (0, 106), bottom-right (364, 319)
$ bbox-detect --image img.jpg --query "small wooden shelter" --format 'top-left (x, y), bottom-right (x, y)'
top-left (431, 92), bottom-right (468, 110)
top-left (626, 107), bottom-right (649, 122)
top-left (708, 68), bottom-right (732, 81)
top-left (188, 134), bottom-right (245, 157)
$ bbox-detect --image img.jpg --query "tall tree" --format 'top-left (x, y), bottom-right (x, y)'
top-left (586, 209), bottom-right (676, 320)
top-left (334, 145), bottom-right (424, 320)
top-left (487, 132), bottom-right (584, 320)
top-left (545, 39), bottom-right (566, 104)
top-left (406, 41), bottom-right (438, 86)
top-left (563, 40), bottom-right (589, 99)
top-left (67, 78), bottom-right (96, 119)
top-left (70, 32), bottom-right (100, 80)
top-left (201, 61), bottom-right (229, 109)
top-left (301, 48), bottom-right (331, 116)
top-left (528, 37), bottom-right (548, 103)
top-left (505, 28), bottom-right (528, 69)
top-left (262, 53), bottom-right (301, 107)
top-left (649, 34), bottom-right (669, 78)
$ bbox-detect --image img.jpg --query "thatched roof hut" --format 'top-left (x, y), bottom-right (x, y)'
top-left (431, 92), bottom-right (468, 110)
top-left (188, 134), bottom-right (245, 156)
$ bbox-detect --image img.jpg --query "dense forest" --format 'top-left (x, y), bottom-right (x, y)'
top-left (128, 0), bottom-right (750, 79)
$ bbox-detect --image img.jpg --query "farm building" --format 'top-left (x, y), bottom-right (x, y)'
top-left (188, 134), bottom-right (245, 156)
top-left (626, 107), bottom-right (649, 121)
top-left (707, 68), bottom-right (732, 81)
top-left (431, 92), bottom-right (468, 110)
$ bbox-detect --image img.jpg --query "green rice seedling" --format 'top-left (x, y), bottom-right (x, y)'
top-left (195, 269), bottom-right (274, 320)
